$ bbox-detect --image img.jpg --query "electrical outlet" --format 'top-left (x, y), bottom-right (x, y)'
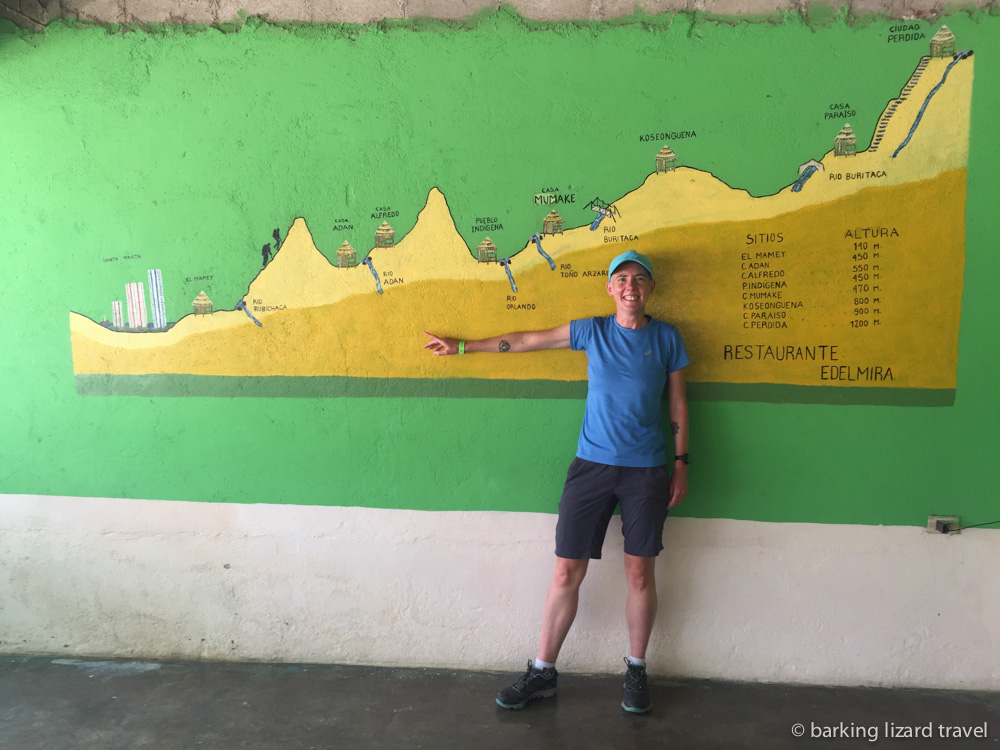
top-left (926, 515), bottom-right (960, 534)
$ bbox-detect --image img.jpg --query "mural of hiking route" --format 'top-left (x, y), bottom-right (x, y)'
top-left (70, 27), bottom-right (973, 405)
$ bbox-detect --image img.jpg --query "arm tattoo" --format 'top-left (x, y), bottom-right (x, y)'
top-left (671, 421), bottom-right (680, 436)
top-left (499, 339), bottom-right (511, 353)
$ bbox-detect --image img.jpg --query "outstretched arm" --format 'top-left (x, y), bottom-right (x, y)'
top-left (423, 323), bottom-right (571, 356)
top-left (667, 367), bottom-right (689, 508)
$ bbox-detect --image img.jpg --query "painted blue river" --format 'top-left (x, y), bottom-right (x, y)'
top-left (362, 256), bottom-right (383, 294)
top-left (792, 165), bottom-right (818, 192)
top-left (893, 54), bottom-right (969, 159)
top-left (532, 234), bottom-right (555, 270)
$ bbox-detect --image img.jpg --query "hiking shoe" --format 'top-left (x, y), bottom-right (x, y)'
top-left (496, 661), bottom-right (558, 709)
top-left (621, 658), bottom-right (651, 713)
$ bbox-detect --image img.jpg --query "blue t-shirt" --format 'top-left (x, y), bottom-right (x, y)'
top-left (570, 315), bottom-right (690, 467)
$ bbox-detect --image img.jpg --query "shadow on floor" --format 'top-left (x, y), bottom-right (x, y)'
top-left (1, 657), bottom-right (998, 749)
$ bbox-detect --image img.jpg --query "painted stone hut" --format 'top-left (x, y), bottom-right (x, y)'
top-left (337, 241), bottom-right (357, 268)
top-left (477, 238), bottom-right (498, 263)
top-left (375, 221), bottom-right (395, 248)
top-left (834, 123), bottom-right (857, 157)
top-left (930, 26), bottom-right (955, 58)
top-left (542, 211), bottom-right (563, 235)
top-left (655, 146), bottom-right (677, 173)
top-left (192, 291), bottom-right (213, 315)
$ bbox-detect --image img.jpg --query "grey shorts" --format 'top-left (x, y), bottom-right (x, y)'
top-left (554, 457), bottom-right (671, 559)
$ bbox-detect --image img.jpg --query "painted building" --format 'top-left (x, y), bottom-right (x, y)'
top-left (476, 237), bottom-right (498, 263)
top-left (147, 269), bottom-right (166, 329)
top-left (192, 290), bottom-right (212, 315)
top-left (336, 241), bottom-right (357, 268)
top-left (655, 145), bottom-right (677, 173)
top-left (375, 221), bottom-right (395, 248)
top-left (542, 210), bottom-right (563, 235)
top-left (930, 26), bottom-right (955, 58)
top-left (834, 123), bottom-right (857, 156)
top-left (125, 281), bottom-right (147, 328)
top-left (111, 300), bottom-right (124, 328)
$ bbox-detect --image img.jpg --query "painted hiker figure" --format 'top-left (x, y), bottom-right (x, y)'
top-left (422, 249), bottom-right (690, 714)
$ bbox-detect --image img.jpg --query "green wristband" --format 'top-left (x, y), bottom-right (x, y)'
top-left (459, 340), bottom-right (466, 355)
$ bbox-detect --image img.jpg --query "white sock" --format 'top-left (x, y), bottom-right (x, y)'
top-left (627, 656), bottom-right (646, 667)
top-left (534, 658), bottom-right (555, 670)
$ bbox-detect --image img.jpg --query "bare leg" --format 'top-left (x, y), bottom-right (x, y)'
top-left (536, 557), bottom-right (589, 663)
top-left (624, 554), bottom-right (657, 659)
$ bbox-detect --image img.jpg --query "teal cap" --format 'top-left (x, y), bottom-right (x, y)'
top-left (608, 250), bottom-right (654, 279)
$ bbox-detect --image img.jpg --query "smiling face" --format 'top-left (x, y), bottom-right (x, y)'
top-left (606, 260), bottom-right (655, 316)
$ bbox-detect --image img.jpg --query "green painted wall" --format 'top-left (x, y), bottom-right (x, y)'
top-left (1, 10), bottom-right (998, 526)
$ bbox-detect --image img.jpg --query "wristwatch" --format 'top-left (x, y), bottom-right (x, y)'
top-left (674, 454), bottom-right (689, 465)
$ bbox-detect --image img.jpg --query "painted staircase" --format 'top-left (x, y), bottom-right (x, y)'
top-left (869, 56), bottom-right (930, 152)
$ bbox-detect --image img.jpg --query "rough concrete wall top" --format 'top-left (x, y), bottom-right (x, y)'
top-left (0, 1), bottom-right (60, 30)
top-left (3, 0), bottom-right (992, 27)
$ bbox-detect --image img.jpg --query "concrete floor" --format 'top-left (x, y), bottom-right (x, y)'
top-left (1, 657), bottom-right (998, 750)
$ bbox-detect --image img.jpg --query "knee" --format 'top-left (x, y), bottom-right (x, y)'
top-left (624, 559), bottom-right (655, 592)
top-left (552, 559), bottom-right (588, 590)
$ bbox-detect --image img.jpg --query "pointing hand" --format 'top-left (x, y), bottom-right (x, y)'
top-left (423, 331), bottom-right (460, 356)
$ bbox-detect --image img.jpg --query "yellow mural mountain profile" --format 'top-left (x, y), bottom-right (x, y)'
top-left (70, 48), bottom-right (972, 393)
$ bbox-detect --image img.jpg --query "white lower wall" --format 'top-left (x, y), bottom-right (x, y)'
top-left (2, 493), bottom-right (997, 689)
